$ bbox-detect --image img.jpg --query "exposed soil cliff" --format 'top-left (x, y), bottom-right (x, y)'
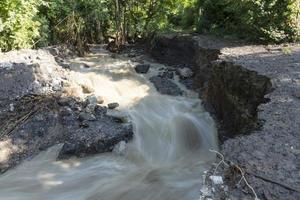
top-left (150, 34), bottom-right (273, 139)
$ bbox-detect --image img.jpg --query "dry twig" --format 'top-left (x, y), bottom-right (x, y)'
top-left (209, 149), bottom-right (259, 200)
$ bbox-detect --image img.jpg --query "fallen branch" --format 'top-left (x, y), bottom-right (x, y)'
top-left (209, 149), bottom-right (258, 200)
top-left (246, 171), bottom-right (300, 193)
top-left (209, 149), bottom-right (300, 199)
top-left (234, 165), bottom-right (258, 200)
top-left (209, 149), bottom-right (229, 175)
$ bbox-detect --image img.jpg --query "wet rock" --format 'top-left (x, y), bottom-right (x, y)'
top-left (108, 102), bottom-right (119, 109)
top-left (178, 67), bottom-right (193, 78)
top-left (60, 106), bottom-right (73, 116)
top-left (59, 62), bottom-right (71, 69)
top-left (149, 76), bottom-right (183, 96)
top-left (80, 63), bottom-right (91, 68)
top-left (94, 106), bottom-right (108, 119)
top-left (84, 94), bottom-right (104, 112)
top-left (128, 53), bottom-right (137, 58)
top-left (78, 112), bottom-right (96, 122)
top-left (47, 47), bottom-right (60, 56)
top-left (160, 70), bottom-right (174, 79)
top-left (106, 110), bottom-right (130, 123)
top-left (58, 97), bottom-right (78, 109)
top-left (86, 95), bottom-right (97, 105)
top-left (57, 121), bottom-right (133, 159)
top-left (81, 83), bottom-right (95, 94)
top-left (135, 64), bottom-right (150, 74)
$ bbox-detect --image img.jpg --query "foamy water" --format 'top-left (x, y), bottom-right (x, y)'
top-left (0, 48), bottom-right (218, 200)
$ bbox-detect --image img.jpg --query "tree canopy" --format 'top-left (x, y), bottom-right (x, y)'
top-left (0, 0), bottom-right (299, 52)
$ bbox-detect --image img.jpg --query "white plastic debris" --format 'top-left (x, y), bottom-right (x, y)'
top-left (9, 104), bottom-right (14, 112)
top-left (209, 175), bottom-right (224, 185)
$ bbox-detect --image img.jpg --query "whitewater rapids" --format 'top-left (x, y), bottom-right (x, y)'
top-left (0, 47), bottom-right (218, 200)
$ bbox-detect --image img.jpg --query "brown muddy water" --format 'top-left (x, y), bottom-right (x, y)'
top-left (0, 48), bottom-right (218, 200)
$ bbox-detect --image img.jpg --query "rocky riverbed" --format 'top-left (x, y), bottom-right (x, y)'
top-left (0, 43), bottom-right (218, 200)
top-left (0, 35), bottom-right (299, 200)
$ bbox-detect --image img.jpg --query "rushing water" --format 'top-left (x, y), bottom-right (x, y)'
top-left (0, 48), bottom-right (218, 200)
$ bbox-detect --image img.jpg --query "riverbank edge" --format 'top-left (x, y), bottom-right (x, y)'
top-left (148, 33), bottom-right (300, 200)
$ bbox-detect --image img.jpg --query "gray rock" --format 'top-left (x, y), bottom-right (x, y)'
top-left (106, 110), bottom-right (130, 123)
top-left (57, 121), bottom-right (133, 159)
top-left (135, 64), bottom-right (150, 74)
top-left (80, 63), bottom-right (91, 68)
top-left (81, 83), bottom-right (95, 94)
top-left (128, 53), bottom-right (137, 58)
top-left (59, 62), bottom-right (71, 69)
top-left (149, 76), bottom-right (183, 96)
top-left (86, 95), bottom-right (97, 106)
top-left (160, 71), bottom-right (174, 79)
top-left (178, 67), bottom-right (193, 78)
top-left (58, 97), bottom-right (78, 108)
top-left (108, 102), bottom-right (119, 109)
top-left (78, 112), bottom-right (96, 121)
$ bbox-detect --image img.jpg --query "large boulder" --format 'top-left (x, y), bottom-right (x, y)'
top-left (135, 64), bottom-right (150, 74)
top-left (149, 76), bottom-right (183, 96)
top-left (57, 120), bottom-right (133, 159)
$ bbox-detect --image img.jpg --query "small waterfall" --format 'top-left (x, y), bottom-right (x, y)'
top-left (0, 49), bottom-right (218, 200)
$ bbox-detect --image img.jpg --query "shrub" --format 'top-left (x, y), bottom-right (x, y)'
top-left (0, 0), bottom-right (45, 51)
top-left (197, 0), bottom-right (300, 43)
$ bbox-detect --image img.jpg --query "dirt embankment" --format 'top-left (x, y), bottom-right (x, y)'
top-left (149, 33), bottom-right (300, 200)
top-left (0, 47), bottom-right (133, 173)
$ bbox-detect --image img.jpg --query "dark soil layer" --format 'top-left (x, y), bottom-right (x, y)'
top-left (149, 33), bottom-right (300, 200)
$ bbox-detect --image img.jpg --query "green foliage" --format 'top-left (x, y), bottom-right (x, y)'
top-left (172, 0), bottom-right (199, 29)
top-left (197, 0), bottom-right (300, 43)
top-left (0, 0), bottom-right (45, 51)
top-left (1, 0), bottom-right (299, 52)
